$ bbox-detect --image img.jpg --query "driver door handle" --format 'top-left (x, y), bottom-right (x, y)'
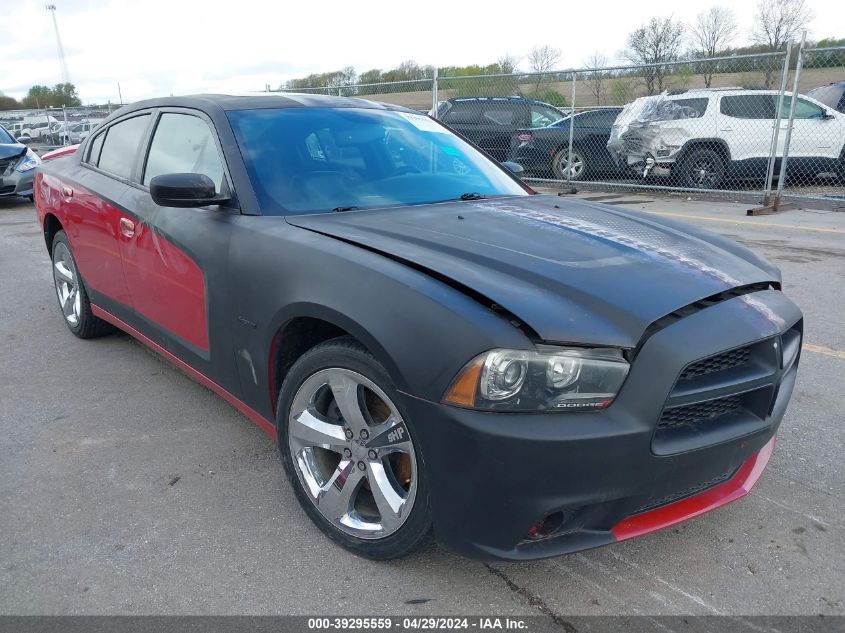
top-left (119, 217), bottom-right (136, 238)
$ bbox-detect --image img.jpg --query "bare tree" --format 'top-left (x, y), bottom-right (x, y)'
top-left (752, 0), bottom-right (812, 86)
top-left (495, 54), bottom-right (520, 74)
top-left (528, 45), bottom-right (561, 94)
top-left (585, 51), bottom-right (608, 105)
top-left (752, 0), bottom-right (813, 50)
top-left (625, 17), bottom-right (685, 95)
top-left (690, 7), bottom-right (737, 87)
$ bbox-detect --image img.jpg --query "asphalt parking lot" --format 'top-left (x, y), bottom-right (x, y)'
top-left (0, 194), bottom-right (843, 618)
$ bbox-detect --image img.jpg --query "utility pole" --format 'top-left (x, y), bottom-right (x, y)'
top-left (46, 4), bottom-right (71, 85)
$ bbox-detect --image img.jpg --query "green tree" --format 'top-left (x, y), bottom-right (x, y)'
top-left (20, 83), bottom-right (81, 108)
top-left (22, 85), bottom-right (54, 108)
top-left (0, 92), bottom-right (21, 110)
top-left (52, 83), bottom-right (82, 107)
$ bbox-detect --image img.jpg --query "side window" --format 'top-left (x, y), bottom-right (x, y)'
top-left (780, 96), bottom-right (825, 119)
top-left (97, 114), bottom-right (151, 179)
top-left (481, 104), bottom-right (515, 126)
top-left (669, 98), bottom-right (709, 118)
top-left (574, 112), bottom-right (610, 127)
top-left (143, 113), bottom-right (225, 190)
top-left (720, 95), bottom-right (775, 119)
top-left (531, 105), bottom-right (562, 127)
top-left (598, 110), bottom-right (622, 126)
top-left (86, 131), bottom-right (105, 165)
top-left (442, 103), bottom-right (478, 124)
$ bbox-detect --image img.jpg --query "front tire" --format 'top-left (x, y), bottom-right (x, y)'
top-left (277, 337), bottom-right (432, 559)
top-left (676, 147), bottom-right (726, 189)
top-left (51, 231), bottom-right (112, 338)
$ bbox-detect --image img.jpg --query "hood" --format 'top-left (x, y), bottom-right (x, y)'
top-left (0, 143), bottom-right (26, 161)
top-left (286, 195), bottom-right (780, 348)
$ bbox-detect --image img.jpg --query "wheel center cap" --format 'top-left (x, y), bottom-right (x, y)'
top-left (349, 438), bottom-right (368, 460)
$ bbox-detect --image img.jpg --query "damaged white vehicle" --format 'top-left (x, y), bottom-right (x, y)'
top-left (607, 88), bottom-right (845, 189)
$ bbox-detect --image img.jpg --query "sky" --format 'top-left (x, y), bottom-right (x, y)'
top-left (1, 0), bottom-right (842, 105)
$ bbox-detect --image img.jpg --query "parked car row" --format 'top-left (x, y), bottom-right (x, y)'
top-left (431, 87), bottom-right (845, 189)
top-left (0, 116), bottom-right (101, 146)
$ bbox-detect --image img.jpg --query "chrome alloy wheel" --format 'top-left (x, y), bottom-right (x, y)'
top-left (553, 149), bottom-right (585, 180)
top-left (52, 242), bottom-right (81, 327)
top-left (288, 368), bottom-right (418, 540)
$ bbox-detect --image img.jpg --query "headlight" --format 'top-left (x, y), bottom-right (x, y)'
top-left (16, 150), bottom-right (41, 173)
top-left (443, 346), bottom-right (629, 412)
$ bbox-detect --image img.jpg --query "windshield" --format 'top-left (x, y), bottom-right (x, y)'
top-left (0, 125), bottom-right (14, 144)
top-left (227, 107), bottom-right (528, 215)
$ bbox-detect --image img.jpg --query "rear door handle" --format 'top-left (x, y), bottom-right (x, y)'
top-left (119, 217), bottom-right (136, 238)
top-left (720, 127), bottom-right (733, 132)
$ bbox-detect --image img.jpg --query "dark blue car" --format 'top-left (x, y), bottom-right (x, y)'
top-left (507, 108), bottom-right (623, 180)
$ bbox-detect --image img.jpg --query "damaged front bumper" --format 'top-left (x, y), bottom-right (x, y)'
top-left (0, 147), bottom-right (38, 198)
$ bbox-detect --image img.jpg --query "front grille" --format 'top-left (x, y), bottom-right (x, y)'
top-left (0, 185), bottom-right (16, 195)
top-left (652, 322), bottom-right (802, 455)
top-left (658, 396), bottom-right (742, 432)
top-left (680, 346), bottom-right (751, 380)
top-left (0, 157), bottom-right (18, 176)
top-left (635, 468), bottom-right (736, 514)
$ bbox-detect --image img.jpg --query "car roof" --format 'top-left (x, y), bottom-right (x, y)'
top-left (114, 93), bottom-right (419, 114)
top-left (446, 96), bottom-right (558, 106)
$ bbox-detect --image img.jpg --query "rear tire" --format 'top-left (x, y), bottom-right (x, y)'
top-left (551, 147), bottom-right (588, 181)
top-left (51, 231), bottom-right (113, 339)
top-left (675, 147), bottom-right (726, 189)
top-left (277, 337), bottom-right (432, 559)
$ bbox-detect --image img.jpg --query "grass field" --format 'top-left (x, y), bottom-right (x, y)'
top-left (351, 66), bottom-right (845, 111)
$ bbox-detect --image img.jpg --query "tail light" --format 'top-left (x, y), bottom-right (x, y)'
top-left (515, 133), bottom-right (534, 143)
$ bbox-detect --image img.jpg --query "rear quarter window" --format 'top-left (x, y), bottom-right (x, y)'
top-left (86, 131), bottom-right (105, 165)
top-left (669, 98), bottom-right (709, 118)
top-left (96, 114), bottom-right (151, 180)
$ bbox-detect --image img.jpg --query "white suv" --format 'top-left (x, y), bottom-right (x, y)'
top-left (608, 88), bottom-right (845, 188)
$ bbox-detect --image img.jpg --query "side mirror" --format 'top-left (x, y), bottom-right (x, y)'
top-left (16, 137), bottom-right (30, 144)
top-left (149, 173), bottom-right (230, 208)
top-left (501, 161), bottom-right (525, 175)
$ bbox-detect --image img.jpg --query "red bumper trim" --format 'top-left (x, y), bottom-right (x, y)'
top-left (611, 436), bottom-right (776, 542)
top-left (91, 304), bottom-right (277, 440)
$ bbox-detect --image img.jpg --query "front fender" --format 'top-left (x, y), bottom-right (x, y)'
top-left (228, 220), bottom-right (531, 421)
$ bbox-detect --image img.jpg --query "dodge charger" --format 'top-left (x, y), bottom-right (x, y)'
top-left (34, 94), bottom-right (802, 560)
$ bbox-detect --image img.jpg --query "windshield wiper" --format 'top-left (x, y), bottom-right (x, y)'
top-left (332, 205), bottom-right (360, 212)
top-left (458, 192), bottom-right (486, 200)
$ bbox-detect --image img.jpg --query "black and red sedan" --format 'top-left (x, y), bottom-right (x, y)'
top-left (34, 94), bottom-right (802, 560)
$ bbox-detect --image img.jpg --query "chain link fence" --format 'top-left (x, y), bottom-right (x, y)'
top-left (274, 45), bottom-right (844, 206)
top-left (277, 78), bottom-right (434, 114)
top-left (0, 105), bottom-right (118, 154)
